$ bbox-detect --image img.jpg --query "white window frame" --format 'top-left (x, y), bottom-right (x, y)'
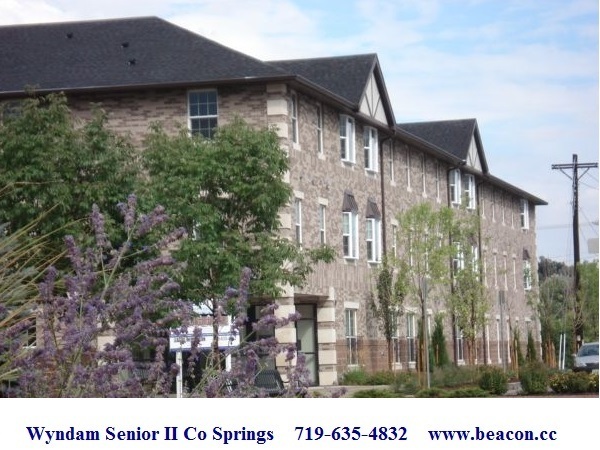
top-left (392, 310), bottom-right (401, 365)
top-left (463, 173), bottom-right (476, 210)
top-left (316, 104), bottom-right (323, 154)
top-left (449, 168), bottom-right (461, 206)
top-left (342, 211), bottom-right (359, 259)
top-left (391, 224), bottom-right (398, 258)
top-left (364, 126), bottom-right (379, 172)
top-left (188, 89), bottom-right (218, 138)
top-left (520, 199), bottom-right (530, 230)
top-left (523, 260), bottom-right (532, 290)
top-left (345, 309), bottom-right (358, 366)
top-left (366, 217), bottom-right (382, 263)
top-left (406, 313), bottom-right (417, 365)
top-left (452, 242), bottom-right (465, 274)
top-left (471, 245), bottom-right (479, 276)
top-left (456, 326), bottom-right (465, 363)
top-left (318, 204), bottom-right (326, 245)
top-left (294, 198), bottom-right (302, 245)
top-left (290, 93), bottom-right (298, 144)
top-left (340, 115), bottom-right (355, 163)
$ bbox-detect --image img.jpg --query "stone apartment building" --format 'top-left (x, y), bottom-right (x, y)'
top-left (0, 16), bottom-right (546, 386)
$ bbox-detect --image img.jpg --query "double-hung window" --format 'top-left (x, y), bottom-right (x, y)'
top-left (365, 199), bottom-right (382, 263)
top-left (188, 90), bottom-right (218, 138)
top-left (391, 224), bottom-right (398, 258)
top-left (520, 199), bottom-right (529, 230)
top-left (290, 93), bottom-right (298, 144)
top-left (406, 313), bottom-right (417, 364)
top-left (366, 218), bottom-right (381, 263)
top-left (345, 309), bottom-right (358, 366)
top-left (316, 104), bottom-right (323, 154)
top-left (363, 127), bottom-right (378, 171)
top-left (452, 242), bottom-right (465, 275)
top-left (463, 174), bottom-right (476, 209)
top-left (342, 212), bottom-right (358, 259)
top-left (342, 192), bottom-right (359, 259)
top-left (294, 198), bottom-right (302, 245)
top-left (340, 115), bottom-right (355, 163)
top-left (318, 204), bottom-right (326, 245)
top-left (523, 259), bottom-right (532, 290)
top-left (456, 327), bottom-right (465, 363)
top-left (449, 169), bottom-right (461, 206)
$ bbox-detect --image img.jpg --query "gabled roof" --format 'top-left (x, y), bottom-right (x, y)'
top-left (269, 54), bottom-right (373, 104)
top-left (0, 16), bottom-right (396, 126)
top-left (397, 119), bottom-right (546, 205)
top-left (397, 119), bottom-right (489, 173)
top-left (0, 16), bottom-right (290, 95)
top-left (270, 54), bottom-right (395, 126)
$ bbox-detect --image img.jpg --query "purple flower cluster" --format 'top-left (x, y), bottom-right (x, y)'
top-left (3, 196), bottom-right (190, 397)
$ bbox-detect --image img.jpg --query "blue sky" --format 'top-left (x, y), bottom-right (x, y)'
top-left (1, 0), bottom-right (598, 263)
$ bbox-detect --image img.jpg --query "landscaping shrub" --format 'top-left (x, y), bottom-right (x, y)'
top-left (478, 366), bottom-right (509, 395)
top-left (391, 372), bottom-right (420, 396)
top-left (352, 389), bottom-right (399, 398)
top-left (519, 362), bottom-right (549, 395)
top-left (415, 387), bottom-right (448, 398)
top-left (341, 369), bottom-right (369, 385)
top-left (447, 388), bottom-right (490, 398)
top-left (589, 373), bottom-right (599, 393)
top-left (367, 371), bottom-right (397, 385)
top-left (431, 365), bottom-right (479, 388)
top-left (549, 371), bottom-right (599, 394)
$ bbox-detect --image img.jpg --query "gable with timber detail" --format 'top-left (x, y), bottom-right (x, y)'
top-left (359, 73), bottom-right (387, 124)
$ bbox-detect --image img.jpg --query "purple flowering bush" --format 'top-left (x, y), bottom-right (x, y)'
top-left (0, 196), bottom-right (317, 398)
top-left (3, 195), bottom-right (190, 397)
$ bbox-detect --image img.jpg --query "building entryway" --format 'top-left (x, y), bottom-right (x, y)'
top-left (295, 304), bottom-right (318, 385)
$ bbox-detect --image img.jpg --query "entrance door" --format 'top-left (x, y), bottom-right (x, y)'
top-left (295, 304), bottom-right (318, 385)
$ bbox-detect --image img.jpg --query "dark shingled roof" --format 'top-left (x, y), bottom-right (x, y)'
top-left (0, 16), bottom-right (290, 95)
top-left (269, 54), bottom-right (377, 106)
top-left (398, 119), bottom-right (546, 205)
top-left (397, 119), bottom-right (478, 161)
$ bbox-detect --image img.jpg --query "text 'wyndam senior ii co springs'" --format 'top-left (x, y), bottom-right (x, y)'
top-left (26, 426), bottom-right (275, 445)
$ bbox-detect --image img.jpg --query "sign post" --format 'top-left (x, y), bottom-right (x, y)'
top-left (169, 324), bottom-right (240, 397)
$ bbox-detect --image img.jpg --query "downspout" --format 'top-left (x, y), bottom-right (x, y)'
top-left (379, 132), bottom-right (395, 256)
top-left (476, 180), bottom-right (487, 365)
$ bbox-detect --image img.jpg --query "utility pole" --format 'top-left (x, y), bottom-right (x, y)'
top-left (551, 154), bottom-right (598, 351)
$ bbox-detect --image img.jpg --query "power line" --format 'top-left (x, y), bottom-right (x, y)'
top-left (551, 154), bottom-right (598, 350)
